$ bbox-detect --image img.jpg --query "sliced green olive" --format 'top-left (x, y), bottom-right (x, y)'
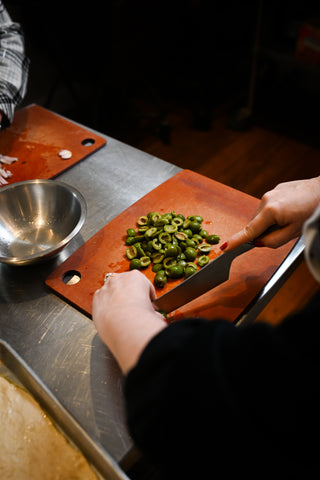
top-left (163, 257), bottom-right (176, 268)
top-left (186, 262), bottom-right (198, 269)
top-left (126, 228), bottom-right (136, 237)
top-left (154, 217), bottom-right (169, 227)
top-left (126, 245), bottom-right (137, 259)
top-left (165, 244), bottom-right (179, 257)
top-left (185, 238), bottom-right (197, 249)
top-left (152, 252), bottom-right (164, 264)
top-left (134, 242), bottom-right (145, 257)
top-left (198, 243), bottom-right (212, 253)
top-left (146, 240), bottom-right (154, 252)
top-left (206, 234), bottom-right (220, 245)
top-left (154, 270), bottom-right (167, 288)
top-left (129, 258), bottom-right (142, 270)
top-left (137, 215), bottom-right (148, 225)
top-left (192, 234), bottom-right (203, 244)
top-left (175, 231), bottom-right (188, 241)
top-left (152, 263), bottom-right (163, 273)
top-left (172, 236), bottom-right (179, 246)
top-left (189, 221), bottom-right (201, 233)
top-left (152, 237), bottom-right (162, 250)
top-left (171, 217), bottom-right (184, 227)
top-left (183, 228), bottom-right (193, 238)
top-left (183, 219), bottom-right (190, 229)
top-left (189, 215), bottom-right (203, 223)
top-left (177, 259), bottom-right (187, 269)
top-left (166, 264), bottom-right (184, 278)
top-left (127, 234), bottom-right (145, 245)
top-left (125, 236), bottom-right (137, 246)
top-left (138, 226), bottom-right (149, 233)
top-left (140, 256), bottom-right (151, 268)
top-left (162, 213), bottom-right (173, 222)
top-left (159, 231), bottom-right (171, 244)
top-left (184, 247), bottom-right (197, 261)
top-left (151, 213), bottom-right (162, 224)
top-left (145, 227), bottom-right (158, 238)
top-left (198, 255), bottom-right (209, 267)
top-left (164, 224), bottom-right (178, 233)
top-left (184, 266), bottom-right (197, 278)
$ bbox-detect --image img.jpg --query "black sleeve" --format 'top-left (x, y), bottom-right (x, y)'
top-left (125, 297), bottom-right (320, 479)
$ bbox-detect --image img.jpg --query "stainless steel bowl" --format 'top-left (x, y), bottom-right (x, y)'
top-left (0, 179), bottom-right (87, 265)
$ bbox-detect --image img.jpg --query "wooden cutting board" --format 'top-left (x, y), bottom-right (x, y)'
top-left (46, 170), bottom-right (295, 322)
top-left (0, 104), bottom-right (106, 184)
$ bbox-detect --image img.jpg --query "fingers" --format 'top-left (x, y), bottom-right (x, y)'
top-left (221, 217), bottom-right (301, 252)
top-left (221, 211), bottom-right (274, 252)
top-left (94, 270), bottom-right (156, 305)
top-left (148, 280), bottom-right (158, 303)
top-left (255, 223), bottom-right (300, 248)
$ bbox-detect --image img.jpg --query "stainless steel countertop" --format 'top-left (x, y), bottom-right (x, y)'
top-left (0, 126), bottom-right (179, 472)
top-left (0, 114), bottom-right (305, 477)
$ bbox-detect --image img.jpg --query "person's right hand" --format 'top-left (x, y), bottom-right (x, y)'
top-left (220, 176), bottom-right (320, 251)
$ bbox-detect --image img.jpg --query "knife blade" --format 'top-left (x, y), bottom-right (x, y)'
top-left (153, 241), bottom-right (255, 314)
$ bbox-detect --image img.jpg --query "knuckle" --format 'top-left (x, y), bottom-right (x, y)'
top-left (261, 198), bottom-right (280, 220)
top-left (243, 224), bottom-right (256, 241)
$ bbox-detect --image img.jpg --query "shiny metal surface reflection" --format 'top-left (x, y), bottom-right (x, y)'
top-left (0, 121), bottom-right (180, 474)
top-left (0, 111), bottom-right (303, 476)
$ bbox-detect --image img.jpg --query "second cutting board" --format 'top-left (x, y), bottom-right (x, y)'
top-left (0, 104), bottom-right (106, 184)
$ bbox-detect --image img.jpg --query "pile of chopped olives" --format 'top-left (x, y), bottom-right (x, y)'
top-left (125, 211), bottom-right (220, 288)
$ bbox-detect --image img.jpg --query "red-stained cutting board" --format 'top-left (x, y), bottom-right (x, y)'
top-left (46, 170), bottom-right (296, 322)
top-left (0, 104), bottom-right (106, 184)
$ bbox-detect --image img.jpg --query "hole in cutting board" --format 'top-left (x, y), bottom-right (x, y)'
top-left (62, 270), bottom-right (81, 285)
top-left (81, 138), bottom-right (95, 147)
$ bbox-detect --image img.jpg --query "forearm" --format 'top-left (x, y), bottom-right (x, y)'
top-left (101, 306), bottom-right (167, 374)
top-left (92, 271), bottom-right (167, 375)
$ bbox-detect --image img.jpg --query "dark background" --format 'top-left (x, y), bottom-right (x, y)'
top-left (5, 0), bottom-right (320, 147)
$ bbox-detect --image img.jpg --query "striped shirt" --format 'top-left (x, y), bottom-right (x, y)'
top-left (0, 1), bottom-right (29, 128)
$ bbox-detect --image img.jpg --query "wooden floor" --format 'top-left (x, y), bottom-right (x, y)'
top-left (135, 106), bottom-right (320, 325)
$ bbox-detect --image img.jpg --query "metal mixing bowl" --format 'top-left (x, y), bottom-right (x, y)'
top-left (0, 179), bottom-right (87, 265)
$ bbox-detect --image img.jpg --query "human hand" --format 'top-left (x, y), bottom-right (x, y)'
top-left (93, 270), bottom-right (166, 373)
top-left (221, 177), bottom-right (320, 251)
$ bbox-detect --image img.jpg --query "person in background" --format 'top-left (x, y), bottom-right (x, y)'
top-left (0, 0), bottom-right (29, 130)
top-left (93, 176), bottom-right (320, 479)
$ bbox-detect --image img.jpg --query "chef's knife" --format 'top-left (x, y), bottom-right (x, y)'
top-left (153, 225), bottom-right (281, 313)
top-left (153, 240), bottom-right (255, 313)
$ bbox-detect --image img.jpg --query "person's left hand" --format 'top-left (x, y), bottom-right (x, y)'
top-left (93, 270), bottom-right (166, 373)
top-left (93, 270), bottom-right (159, 333)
